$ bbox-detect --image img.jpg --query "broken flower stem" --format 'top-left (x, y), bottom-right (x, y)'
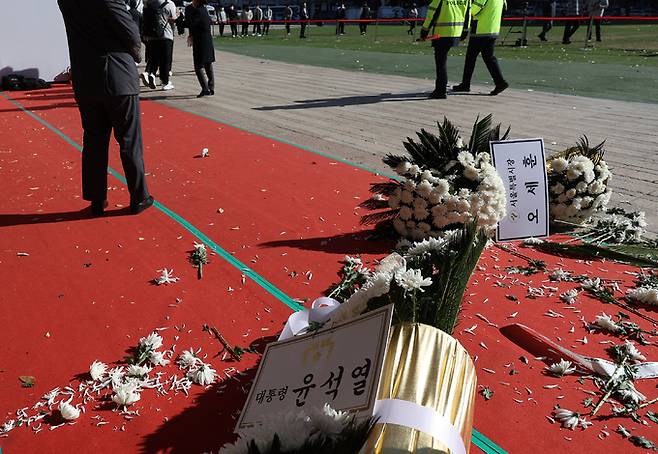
top-left (202, 324), bottom-right (241, 361)
top-left (197, 263), bottom-right (203, 280)
top-left (591, 357), bottom-right (627, 417)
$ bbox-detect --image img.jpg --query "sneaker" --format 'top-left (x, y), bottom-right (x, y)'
top-left (147, 73), bottom-right (157, 89)
top-left (451, 84), bottom-right (470, 93)
top-left (538, 34), bottom-right (547, 42)
top-left (162, 82), bottom-right (175, 91)
top-left (490, 82), bottom-right (509, 96)
top-left (140, 72), bottom-right (150, 88)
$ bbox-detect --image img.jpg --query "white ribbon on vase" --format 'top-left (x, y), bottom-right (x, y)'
top-left (277, 297), bottom-right (341, 341)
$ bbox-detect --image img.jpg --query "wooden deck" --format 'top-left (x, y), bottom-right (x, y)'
top-left (142, 37), bottom-right (658, 235)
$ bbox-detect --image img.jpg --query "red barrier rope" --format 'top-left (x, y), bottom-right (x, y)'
top-left (216, 15), bottom-right (658, 25)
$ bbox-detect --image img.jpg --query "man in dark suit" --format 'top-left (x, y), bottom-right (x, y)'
top-left (58, 0), bottom-right (154, 216)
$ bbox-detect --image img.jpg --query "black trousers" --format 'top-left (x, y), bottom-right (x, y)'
top-left (563, 21), bottom-right (580, 42)
top-left (146, 39), bottom-right (173, 84)
top-left (263, 21), bottom-right (270, 34)
top-left (461, 36), bottom-right (505, 87)
top-left (195, 62), bottom-right (214, 93)
top-left (336, 21), bottom-right (345, 34)
top-left (76, 95), bottom-right (149, 204)
top-left (587, 18), bottom-right (602, 41)
top-left (241, 22), bottom-right (248, 36)
top-left (230, 23), bottom-right (238, 36)
top-left (144, 40), bottom-right (153, 71)
top-left (219, 24), bottom-right (225, 37)
top-left (285, 22), bottom-right (291, 34)
top-left (252, 21), bottom-right (262, 34)
top-left (300, 22), bottom-right (307, 38)
top-left (432, 39), bottom-right (453, 95)
top-left (359, 22), bottom-right (368, 34)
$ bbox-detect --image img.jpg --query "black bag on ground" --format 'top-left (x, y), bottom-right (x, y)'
top-left (2, 74), bottom-right (51, 91)
top-left (142, 1), bottom-right (169, 38)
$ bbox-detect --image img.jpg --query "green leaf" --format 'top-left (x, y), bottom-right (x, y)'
top-left (480, 387), bottom-right (494, 400)
top-left (582, 397), bottom-right (594, 408)
top-left (647, 412), bottom-right (658, 424)
top-left (629, 435), bottom-right (657, 450)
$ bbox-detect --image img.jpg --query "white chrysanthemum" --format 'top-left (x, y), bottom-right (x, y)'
top-left (408, 164), bottom-right (421, 176)
top-left (463, 165), bottom-right (479, 181)
top-left (550, 182), bottom-right (565, 195)
top-left (616, 383), bottom-right (646, 404)
top-left (549, 268), bottom-right (571, 281)
top-left (581, 278), bottom-right (601, 291)
top-left (593, 313), bottom-right (621, 333)
top-left (413, 206), bottom-right (429, 221)
top-left (393, 218), bottom-right (407, 236)
top-left (59, 399), bottom-right (80, 421)
top-left (623, 341), bottom-right (646, 362)
top-left (126, 364), bottom-right (151, 377)
top-left (553, 409), bottom-right (591, 430)
top-left (395, 161), bottom-right (412, 176)
top-left (566, 167), bottom-right (582, 180)
top-left (546, 359), bottom-right (576, 376)
top-left (89, 360), bottom-right (108, 381)
top-left (149, 350), bottom-right (170, 366)
top-left (522, 237), bottom-right (544, 245)
top-left (42, 387), bottom-right (61, 405)
top-left (399, 205), bottom-right (413, 221)
top-left (155, 268), bottom-right (179, 285)
top-left (139, 332), bottom-right (163, 351)
top-left (416, 180), bottom-right (433, 198)
top-left (560, 289), bottom-right (579, 305)
top-left (331, 272), bottom-right (392, 323)
top-left (1, 419), bottom-right (16, 434)
top-left (112, 383), bottom-right (141, 407)
top-left (394, 268), bottom-right (432, 292)
top-left (434, 179), bottom-right (450, 197)
top-left (177, 349), bottom-right (200, 369)
top-left (627, 287), bottom-right (658, 305)
top-left (189, 363), bottom-right (216, 385)
top-left (565, 188), bottom-right (577, 199)
top-left (309, 404), bottom-right (353, 442)
top-left (108, 366), bottom-right (125, 388)
top-left (388, 194), bottom-right (401, 209)
top-left (400, 190), bottom-right (414, 204)
top-left (551, 158), bottom-right (569, 173)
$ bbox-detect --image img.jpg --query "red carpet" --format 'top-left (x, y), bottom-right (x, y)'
top-left (1, 88), bottom-right (656, 453)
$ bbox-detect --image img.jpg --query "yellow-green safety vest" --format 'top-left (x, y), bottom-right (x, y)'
top-left (422, 0), bottom-right (471, 39)
top-left (471, 0), bottom-right (505, 37)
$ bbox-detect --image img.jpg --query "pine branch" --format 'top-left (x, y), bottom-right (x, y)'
top-left (360, 209), bottom-right (398, 225)
top-left (358, 199), bottom-right (389, 210)
top-left (368, 181), bottom-right (399, 196)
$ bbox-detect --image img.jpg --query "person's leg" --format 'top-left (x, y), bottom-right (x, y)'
top-left (595, 18), bottom-right (602, 41)
top-left (481, 37), bottom-right (507, 91)
top-left (286, 22), bottom-right (290, 34)
top-left (77, 97), bottom-right (112, 204)
top-left (219, 24), bottom-right (224, 36)
top-left (562, 22), bottom-right (571, 43)
top-left (432, 41), bottom-right (450, 97)
top-left (300, 23), bottom-right (306, 37)
top-left (107, 95), bottom-right (150, 207)
top-left (456, 37), bottom-right (480, 89)
top-left (160, 39), bottom-right (173, 85)
top-left (195, 64), bottom-right (209, 93)
top-left (206, 63), bottom-right (214, 94)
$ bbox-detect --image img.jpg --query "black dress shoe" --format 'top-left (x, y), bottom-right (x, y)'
top-left (428, 91), bottom-right (447, 99)
top-left (490, 82), bottom-right (509, 96)
top-left (562, 40), bottom-right (571, 45)
top-left (197, 90), bottom-right (211, 98)
top-left (452, 84), bottom-right (470, 93)
top-left (538, 34), bottom-right (547, 41)
top-left (91, 200), bottom-right (108, 217)
top-left (209, 89), bottom-right (214, 95)
top-left (130, 196), bottom-right (154, 215)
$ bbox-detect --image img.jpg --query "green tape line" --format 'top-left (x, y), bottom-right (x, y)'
top-left (2, 92), bottom-right (505, 453)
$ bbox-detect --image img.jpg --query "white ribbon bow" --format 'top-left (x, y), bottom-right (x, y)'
top-left (278, 297), bottom-right (341, 341)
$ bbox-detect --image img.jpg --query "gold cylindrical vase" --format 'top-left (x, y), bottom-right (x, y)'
top-left (363, 323), bottom-right (477, 453)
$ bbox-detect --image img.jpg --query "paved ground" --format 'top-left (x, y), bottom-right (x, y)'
top-left (141, 37), bottom-right (658, 235)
